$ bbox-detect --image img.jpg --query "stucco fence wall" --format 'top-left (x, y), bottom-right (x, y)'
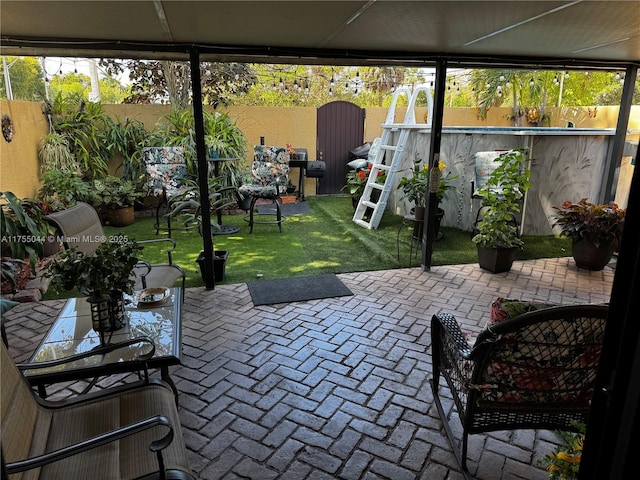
top-left (1, 100), bottom-right (637, 232)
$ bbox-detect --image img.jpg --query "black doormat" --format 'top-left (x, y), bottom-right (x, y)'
top-left (256, 202), bottom-right (310, 215)
top-left (247, 273), bottom-right (353, 306)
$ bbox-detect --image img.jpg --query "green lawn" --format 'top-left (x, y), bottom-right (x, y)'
top-left (95, 195), bottom-right (571, 288)
top-left (43, 195), bottom-right (572, 299)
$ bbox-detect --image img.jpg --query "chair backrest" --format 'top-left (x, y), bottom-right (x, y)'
top-left (1, 342), bottom-right (41, 478)
top-left (470, 304), bottom-right (608, 413)
top-left (251, 145), bottom-right (290, 191)
top-left (45, 202), bottom-right (105, 255)
top-left (143, 147), bottom-right (188, 198)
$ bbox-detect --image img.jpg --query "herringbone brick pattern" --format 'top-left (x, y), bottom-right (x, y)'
top-left (3, 258), bottom-right (614, 479)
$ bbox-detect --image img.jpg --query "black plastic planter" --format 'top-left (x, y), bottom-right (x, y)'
top-left (196, 250), bottom-right (229, 282)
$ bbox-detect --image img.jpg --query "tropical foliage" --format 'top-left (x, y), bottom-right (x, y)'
top-left (552, 199), bottom-right (625, 248)
top-left (151, 108), bottom-right (248, 185)
top-left (541, 423), bottom-right (585, 480)
top-left (471, 149), bottom-right (531, 249)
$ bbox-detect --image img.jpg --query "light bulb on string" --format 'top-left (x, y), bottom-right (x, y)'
top-left (279, 77), bottom-right (283, 88)
top-left (530, 77), bottom-right (535, 87)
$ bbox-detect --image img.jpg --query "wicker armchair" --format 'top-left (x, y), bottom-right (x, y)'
top-left (430, 304), bottom-right (608, 478)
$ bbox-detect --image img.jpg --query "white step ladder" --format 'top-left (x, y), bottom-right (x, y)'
top-left (352, 86), bottom-right (433, 229)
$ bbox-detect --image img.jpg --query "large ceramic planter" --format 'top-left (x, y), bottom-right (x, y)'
top-left (477, 245), bottom-right (518, 273)
top-left (571, 239), bottom-right (615, 271)
top-left (197, 250), bottom-right (229, 282)
top-left (106, 205), bottom-right (135, 227)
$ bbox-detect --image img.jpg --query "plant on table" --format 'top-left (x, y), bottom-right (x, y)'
top-left (168, 175), bottom-right (235, 234)
top-left (46, 240), bottom-right (143, 331)
top-left (46, 240), bottom-right (142, 295)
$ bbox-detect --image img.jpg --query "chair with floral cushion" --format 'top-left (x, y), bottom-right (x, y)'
top-left (238, 145), bottom-right (290, 233)
top-left (430, 300), bottom-right (608, 479)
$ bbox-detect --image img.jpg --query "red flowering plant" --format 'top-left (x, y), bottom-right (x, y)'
top-left (342, 162), bottom-right (387, 200)
top-left (552, 198), bottom-right (625, 249)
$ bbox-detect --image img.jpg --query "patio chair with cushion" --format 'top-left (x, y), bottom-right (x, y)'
top-left (430, 300), bottom-right (608, 479)
top-left (1, 339), bottom-right (194, 480)
top-left (45, 202), bottom-right (185, 295)
top-left (237, 145), bottom-right (290, 233)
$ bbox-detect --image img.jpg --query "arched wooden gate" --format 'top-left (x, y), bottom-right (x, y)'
top-left (316, 101), bottom-right (365, 194)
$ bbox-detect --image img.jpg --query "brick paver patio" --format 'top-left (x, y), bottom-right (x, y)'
top-left (3, 257), bottom-right (615, 479)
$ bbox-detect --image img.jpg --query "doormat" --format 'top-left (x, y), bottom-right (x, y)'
top-left (256, 202), bottom-right (310, 215)
top-left (247, 273), bottom-right (353, 306)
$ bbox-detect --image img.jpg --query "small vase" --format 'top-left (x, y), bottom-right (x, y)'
top-left (108, 290), bottom-right (126, 330)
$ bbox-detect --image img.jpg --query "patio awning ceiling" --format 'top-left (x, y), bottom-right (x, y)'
top-left (1, 1), bottom-right (639, 68)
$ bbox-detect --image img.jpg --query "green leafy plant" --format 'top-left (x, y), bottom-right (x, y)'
top-left (38, 132), bottom-right (77, 174)
top-left (1, 191), bottom-right (48, 272)
top-left (92, 176), bottom-right (145, 209)
top-left (46, 240), bottom-right (142, 295)
top-left (43, 92), bottom-right (111, 178)
top-left (167, 175), bottom-right (235, 234)
top-left (541, 423), bottom-right (584, 480)
top-left (342, 163), bottom-right (387, 200)
top-left (471, 148), bottom-right (531, 249)
top-left (37, 170), bottom-right (93, 211)
top-left (397, 159), bottom-right (459, 207)
top-left (151, 109), bottom-right (248, 186)
top-left (552, 198), bottom-right (625, 249)
top-left (103, 116), bottom-right (150, 184)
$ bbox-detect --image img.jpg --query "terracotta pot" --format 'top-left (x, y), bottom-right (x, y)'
top-left (106, 205), bottom-right (135, 227)
top-left (477, 245), bottom-right (518, 273)
top-left (571, 239), bottom-right (615, 271)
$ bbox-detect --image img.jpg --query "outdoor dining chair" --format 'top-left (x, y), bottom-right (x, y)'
top-left (237, 145), bottom-right (291, 233)
top-left (45, 202), bottom-right (185, 296)
top-left (1, 339), bottom-right (194, 479)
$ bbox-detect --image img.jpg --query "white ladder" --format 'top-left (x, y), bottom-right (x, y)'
top-left (352, 86), bottom-right (433, 229)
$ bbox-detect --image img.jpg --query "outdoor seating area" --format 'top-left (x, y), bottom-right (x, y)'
top-left (2, 257), bottom-right (615, 479)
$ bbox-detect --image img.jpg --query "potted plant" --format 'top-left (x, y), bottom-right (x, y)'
top-left (342, 162), bottom-right (387, 216)
top-left (92, 176), bottom-right (145, 227)
top-left (168, 175), bottom-right (233, 282)
top-left (471, 148), bottom-right (531, 273)
top-left (45, 240), bottom-right (142, 331)
top-left (541, 422), bottom-right (585, 479)
top-left (1, 192), bottom-right (49, 282)
top-left (552, 198), bottom-right (625, 271)
top-left (37, 170), bottom-right (93, 212)
top-left (397, 159), bottom-right (458, 239)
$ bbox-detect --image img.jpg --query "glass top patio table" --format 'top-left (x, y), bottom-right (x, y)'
top-left (23, 288), bottom-right (183, 399)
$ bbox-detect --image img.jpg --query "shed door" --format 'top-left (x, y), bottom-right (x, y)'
top-left (316, 101), bottom-right (365, 194)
